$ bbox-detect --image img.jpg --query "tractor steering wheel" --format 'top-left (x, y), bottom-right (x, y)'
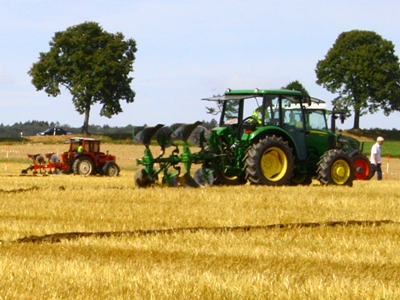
top-left (237, 116), bottom-right (258, 137)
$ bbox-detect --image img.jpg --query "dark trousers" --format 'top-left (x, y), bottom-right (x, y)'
top-left (371, 163), bottom-right (382, 180)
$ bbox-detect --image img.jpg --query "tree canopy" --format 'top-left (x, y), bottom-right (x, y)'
top-left (315, 30), bottom-right (400, 129)
top-left (28, 22), bottom-right (137, 134)
top-left (283, 80), bottom-right (309, 96)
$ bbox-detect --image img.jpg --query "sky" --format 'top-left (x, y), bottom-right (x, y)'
top-left (1, 0), bottom-right (400, 130)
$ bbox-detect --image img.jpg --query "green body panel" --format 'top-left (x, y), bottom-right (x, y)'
top-left (337, 134), bottom-right (361, 153)
top-left (306, 130), bottom-right (336, 158)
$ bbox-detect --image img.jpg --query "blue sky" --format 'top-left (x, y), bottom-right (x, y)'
top-left (1, 0), bottom-right (400, 129)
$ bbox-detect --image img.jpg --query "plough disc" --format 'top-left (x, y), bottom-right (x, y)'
top-left (194, 168), bottom-right (214, 186)
top-left (134, 167), bottom-right (155, 188)
top-left (133, 124), bottom-right (165, 147)
top-left (190, 125), bottom-right (210, 147)
top-left (177, 172), bottom-right (199, 188)
top-left (172, 121), bottom-right (203, 142)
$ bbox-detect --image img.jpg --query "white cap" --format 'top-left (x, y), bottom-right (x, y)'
top-left (377, 136), bottom-right (384, 142)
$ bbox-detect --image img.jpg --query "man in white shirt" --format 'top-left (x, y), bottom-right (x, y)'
top-left (370, 136), bottom-right (384, 180)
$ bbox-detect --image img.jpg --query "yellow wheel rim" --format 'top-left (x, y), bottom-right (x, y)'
top-left (331, 159), bottom-right (351, 185)
top-left (260, 147), bottom-right (288, 181)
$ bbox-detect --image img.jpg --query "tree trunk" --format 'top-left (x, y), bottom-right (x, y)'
top-left (353, 107), bottom-right (360, 129)
top-left (81, 103), bottom-right (91, 136)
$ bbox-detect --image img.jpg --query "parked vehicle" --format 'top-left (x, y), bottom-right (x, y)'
top-left (37, 127), bottom-right (71, 136)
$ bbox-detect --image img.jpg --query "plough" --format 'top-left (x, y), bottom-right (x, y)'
top-left (133, 121), bottom-right (213, 187)
top-left (21, 153), bottom-right (66, 175)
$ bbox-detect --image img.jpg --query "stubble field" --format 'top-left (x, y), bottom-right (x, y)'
top-left (1, 140), bottom-right (400, 299)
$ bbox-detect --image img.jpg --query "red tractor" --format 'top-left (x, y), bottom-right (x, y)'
top-left (21, 138), bottom-right (120, 176)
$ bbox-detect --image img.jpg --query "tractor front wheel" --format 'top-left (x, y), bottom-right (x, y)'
top-left (244, 135), bottom-right (294, 185)
top-left (102, 162), bottom-right (120, 177)
top-left (317, 149), bottom-right (354, 186)
top-left (72, 157), bottom-right (94, 176)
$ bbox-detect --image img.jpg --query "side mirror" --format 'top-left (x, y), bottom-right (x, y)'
top-left (305, 95), bottom-right (312, 106)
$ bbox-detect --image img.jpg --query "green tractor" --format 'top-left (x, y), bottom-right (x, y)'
top-left (134, 88), bottom-right (355, 187)
top-left (303, 102), bottom-right (372, 180)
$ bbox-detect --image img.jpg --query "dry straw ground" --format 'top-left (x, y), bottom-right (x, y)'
top-left (1, 140), bottom-right (400, 299)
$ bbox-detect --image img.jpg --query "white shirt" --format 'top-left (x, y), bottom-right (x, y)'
top-left (370, 142), bottom-right (381, 164)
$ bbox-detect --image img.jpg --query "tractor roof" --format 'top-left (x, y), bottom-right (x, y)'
top-left (202, 89), bottom-right (327, 108)
top-left (202, 88), bottom-right (303, 102)
top-left (69, 137), bottom-right (101, 142)
top-left (307, 98), bottom-right (327, 109)
top-left (225, 88), bottom-right (303, 96)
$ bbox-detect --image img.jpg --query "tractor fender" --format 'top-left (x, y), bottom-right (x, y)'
top-left (74, 153), bottom-right (97, 164)
top-left (247, 127), bottom-right (300, 159)
top-left (347, 148), bottom-right (362, 157)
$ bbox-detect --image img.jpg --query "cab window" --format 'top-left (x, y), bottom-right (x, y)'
top-left (307, 110), bottom-right (327, 130)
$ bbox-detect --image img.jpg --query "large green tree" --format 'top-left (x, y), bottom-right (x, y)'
top-left (315, 30), bottom-right (400, 129)
top-left (28, 22), bottom-right (137, 134)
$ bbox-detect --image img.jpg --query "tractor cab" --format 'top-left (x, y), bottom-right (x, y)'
top-left (203, 88), bottom-right (310, 161)
top-left (68, 138), bottom-right (102, 153)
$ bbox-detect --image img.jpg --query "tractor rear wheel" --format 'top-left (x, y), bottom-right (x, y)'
top-left (134, 167), bottom-right (154, 187)
top-left (351, 153), bottom-right (372, 180)
top-left (244, 135), bottom-right (294, 185)
top-left (317, 149), bottom-right (354, 186)
top-left (102, 162), bottom-right (120, 177)
top-left (72, 157), bottom-right (94, 176)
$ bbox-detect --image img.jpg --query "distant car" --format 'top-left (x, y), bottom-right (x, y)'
top-left (37, 127), bottom-right (71, 136)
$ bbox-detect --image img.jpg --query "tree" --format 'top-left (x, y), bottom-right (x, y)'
top-left (283, 80), bottom-right (309, 96)
top-left (315, 30), bottom-right (400, 129)
top-left (28, 22), bottom-right (137, 134)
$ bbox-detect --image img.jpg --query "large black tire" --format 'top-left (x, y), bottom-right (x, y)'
top-left (72, 157), bottom-right (94, 176)
top-left (102, 161), bottom-right (120, 177)
top-left (317, 149), bottom-right (354, 186)
top-left (244, 135), bottom-right (294, 186)
top-left (351, 153), bottom-right (373, 180)
top-left (134, 167), bottom-right (154, 188)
